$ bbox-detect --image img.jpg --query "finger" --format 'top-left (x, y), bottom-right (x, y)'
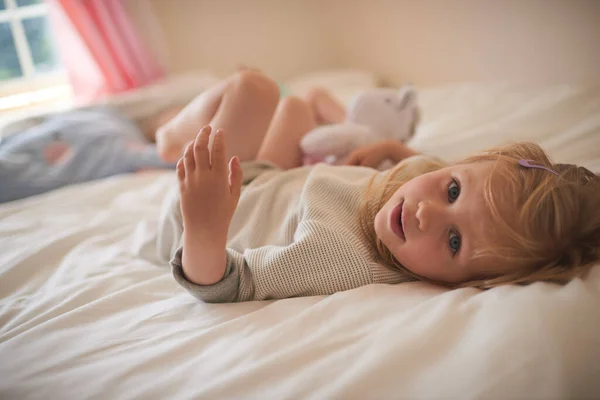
top-left (210, 128), bottom-right (227, 173)
top-left (361, 156), bottom-right (377, 168)
top-left (344, 153), bottom-right (360, 166)
top-left (176, 158), bottom-right (186, 182)
top-left (194, 126), bottom-right (211, 169)
top-left (183, 142), bottom-right (195, 171)
top-left (228, 156), bottom-right (243, 203)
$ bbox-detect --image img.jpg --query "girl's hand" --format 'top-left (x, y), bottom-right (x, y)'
top-left (177, 125), bottom-right (243, 246)
top-left (343, 140), bottom-right (419, 168)
top-left (343, 140), bottom-right (394, 168)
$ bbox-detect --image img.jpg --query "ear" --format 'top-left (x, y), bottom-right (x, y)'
top-left (397, 85), bottom-right (416, 110)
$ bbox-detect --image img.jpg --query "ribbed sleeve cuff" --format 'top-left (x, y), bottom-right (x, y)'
top-left (170, 247), bottom-right (240, 303)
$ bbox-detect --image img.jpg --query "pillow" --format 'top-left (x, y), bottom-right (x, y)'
top-left (285, 69), bottom-right (381, 104)
top-left (100, 72), bottom-right (221, 121)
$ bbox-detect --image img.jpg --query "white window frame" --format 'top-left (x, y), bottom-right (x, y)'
top-left (0, 0), bottom-right (71, 111)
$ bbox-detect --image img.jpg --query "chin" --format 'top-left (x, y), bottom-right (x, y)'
top-left (393, 254), bottom-right (409, 270)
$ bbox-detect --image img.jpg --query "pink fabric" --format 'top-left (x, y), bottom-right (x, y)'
top-left (48, 0), bottom-right (165, 103)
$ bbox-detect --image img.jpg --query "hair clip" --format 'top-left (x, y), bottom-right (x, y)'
top-left (518, 159), bottom-right (558, 175)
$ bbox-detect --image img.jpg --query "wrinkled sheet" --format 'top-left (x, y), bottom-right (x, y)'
top-left (1, 82), bottom-right (599, 399)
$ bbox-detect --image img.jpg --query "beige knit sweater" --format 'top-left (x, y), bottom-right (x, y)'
top-left (157, 156), bottom-right (443, 303)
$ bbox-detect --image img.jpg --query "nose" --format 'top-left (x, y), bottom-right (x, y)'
top-left (416, 201), bottom-right (445, 232)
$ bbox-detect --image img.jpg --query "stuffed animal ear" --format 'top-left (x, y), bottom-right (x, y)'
top-left (397, 85), bottom-right (416, 110)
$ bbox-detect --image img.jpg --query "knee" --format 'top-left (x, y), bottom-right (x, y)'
top-left (278, 96), bottom-right (312, 116)
top-left (231, 70), bottom-right (280, 106)
top-left (303, 86), bottom-right (328, 104)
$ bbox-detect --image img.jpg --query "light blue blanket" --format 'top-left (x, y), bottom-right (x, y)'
top-left (0, 106), bottom-right (175, 203)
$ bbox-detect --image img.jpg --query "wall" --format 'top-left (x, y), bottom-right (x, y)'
top-left (128, 0), bottom-right (339, 80)
top-left (129, 0), bottom-right (600, 86)
top-left (328, 0), bottom-right (600, 86)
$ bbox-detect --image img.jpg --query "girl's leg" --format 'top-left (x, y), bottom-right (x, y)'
top-left (304, 87), bottom-right (346, 125)
top-left (208, 71), bottom-right (280, 162)
top-left (139, 104), bottom-right (186, 143)
top-left (156, 79), bottom-right (230, 161)
top-left (157, 70), bottom-right (280, 162)
top-left (256, 96), bottom-right (317, 170)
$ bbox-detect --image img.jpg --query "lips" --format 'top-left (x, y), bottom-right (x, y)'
top-left (390, 201), bottom-right (405, 240)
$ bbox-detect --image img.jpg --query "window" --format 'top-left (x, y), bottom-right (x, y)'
top-left (0, 0), bottom-right (71, 112)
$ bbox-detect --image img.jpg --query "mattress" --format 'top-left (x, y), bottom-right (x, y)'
top-left (1, 76), bottom-right (599, 399)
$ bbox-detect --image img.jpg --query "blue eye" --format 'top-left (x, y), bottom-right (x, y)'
top-left (449, 231), bottom-right (461, 255)
top-left (448, 179), bottom-right (460, 203)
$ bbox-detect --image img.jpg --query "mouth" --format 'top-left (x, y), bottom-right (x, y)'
top-left (390, 200), bottom-right (405, 240)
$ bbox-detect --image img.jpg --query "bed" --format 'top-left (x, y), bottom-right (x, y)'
top-left (1, 72), bottom-right (599, 399)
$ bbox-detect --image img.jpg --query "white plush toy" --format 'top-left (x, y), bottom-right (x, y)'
top-left (300, 85), bottom-right (419, 170)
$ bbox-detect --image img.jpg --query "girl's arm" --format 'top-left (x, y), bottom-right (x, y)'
top-left (178, 126), bottom-right (242, 285)
top-left (182, 233), bottom-right (227, 286)
top-left (386, 140), bottom-right (421, 163)
top-left (343, 140), bottom-right (420, 168)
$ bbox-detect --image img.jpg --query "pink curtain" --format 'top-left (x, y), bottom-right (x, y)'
top-left (48, 0), bottom-right (165, 103)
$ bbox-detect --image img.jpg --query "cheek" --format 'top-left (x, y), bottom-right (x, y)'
top-left (374, 208), bottom-right (386, 237)
top-left (403, 175), bottom-right (440, 200)
top-left (393, 236), bottom-right (441, 277)
top-left (374, 190), bottom-right (400, 238)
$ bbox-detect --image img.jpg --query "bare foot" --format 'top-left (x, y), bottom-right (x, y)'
top-left (140, 104), bottom-right (185, 144)
top-left (156, 125), bottom-right (186, 163)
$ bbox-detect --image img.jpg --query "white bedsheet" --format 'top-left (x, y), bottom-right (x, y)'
top-left (1, 81), bottom-right (600, 399)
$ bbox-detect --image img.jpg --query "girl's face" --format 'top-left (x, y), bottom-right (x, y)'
top-left (374, 162), bottom-right (500, 284)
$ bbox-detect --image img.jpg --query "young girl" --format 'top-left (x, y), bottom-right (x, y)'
top-left (156, 70), bottom-right (600, 303)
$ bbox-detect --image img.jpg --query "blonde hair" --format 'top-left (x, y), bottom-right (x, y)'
top-left (359, 142), bottom-right (600, 289)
